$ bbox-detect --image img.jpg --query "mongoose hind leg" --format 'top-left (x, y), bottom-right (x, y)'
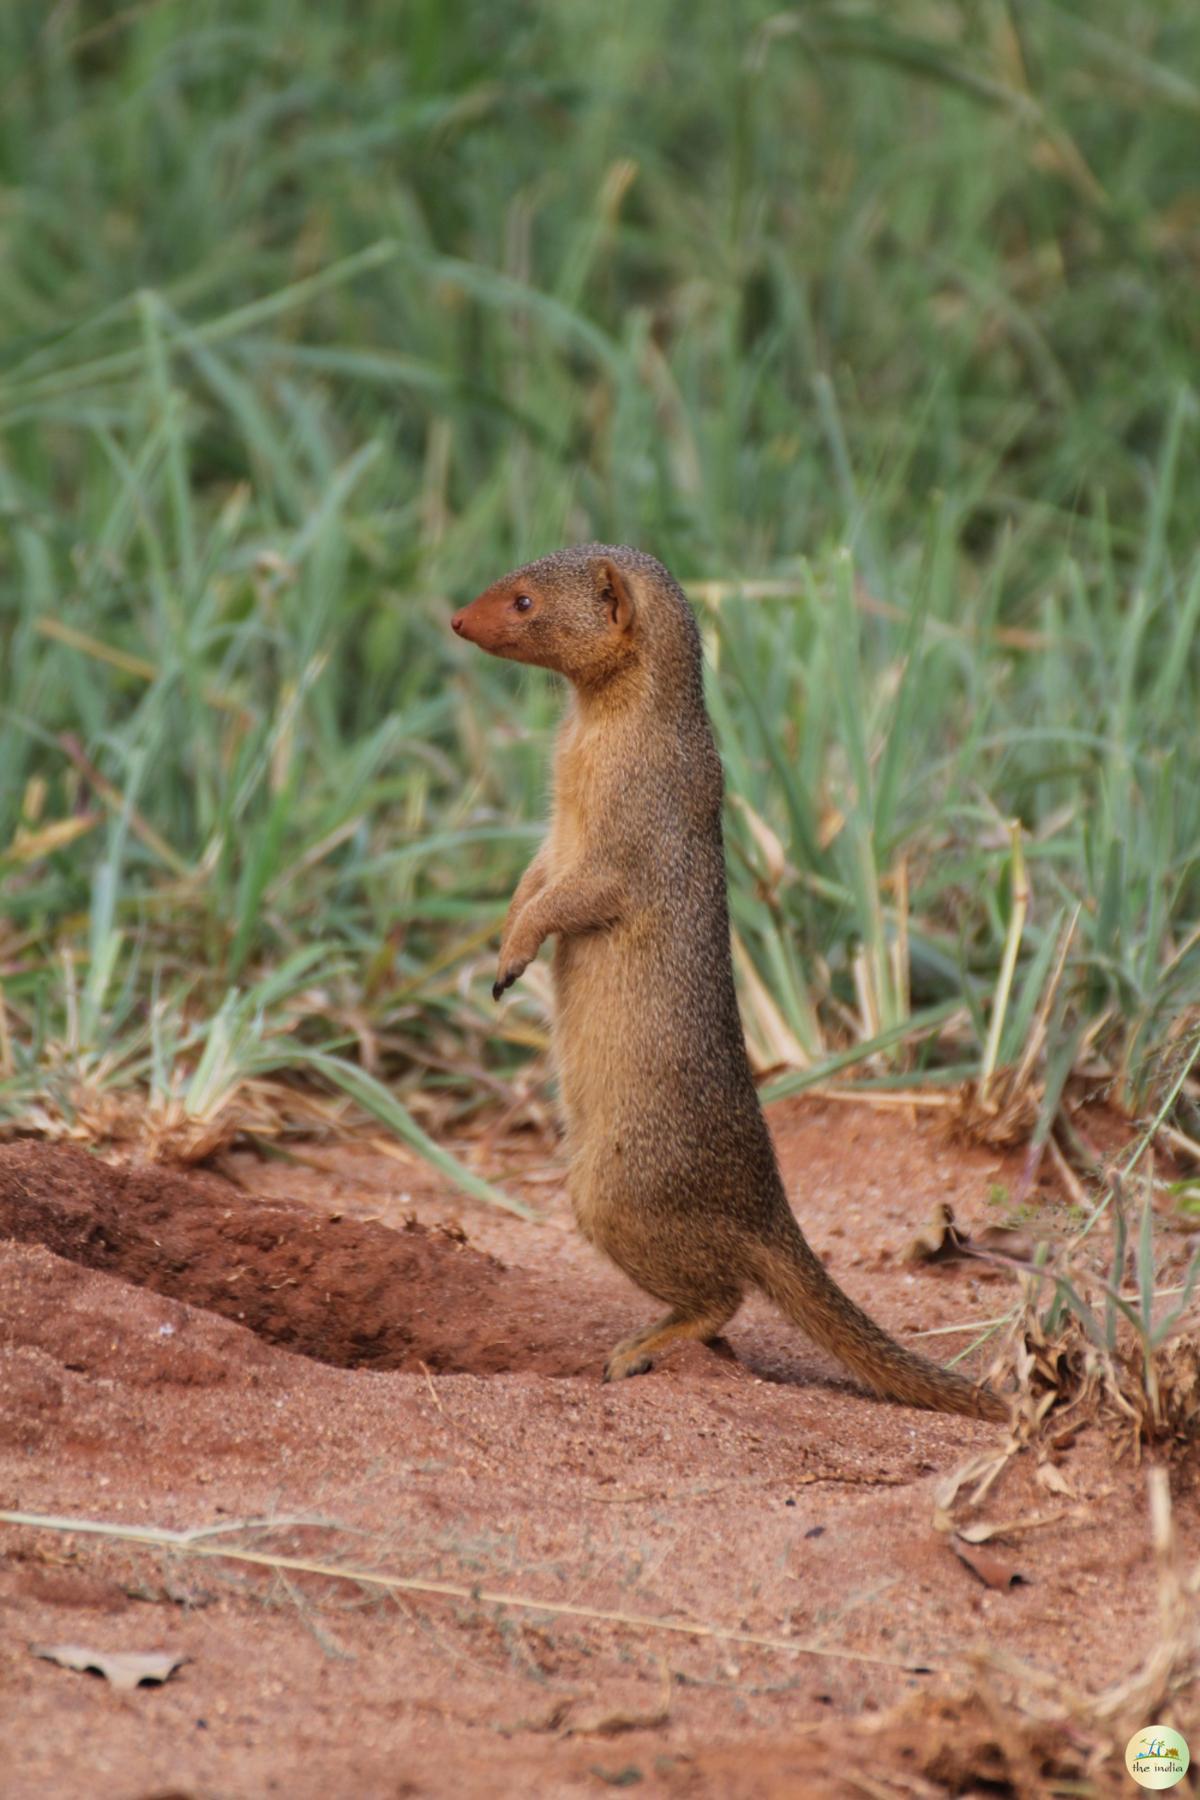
top-left (604, 1299), bottom-right (739, 1382)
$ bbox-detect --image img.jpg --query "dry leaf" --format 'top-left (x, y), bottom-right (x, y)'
top-left (906, 1205), bottom-right (1033, 1268)
top-left (972, 1225), bottom-right (1037, 1263)
top-left (934, 1448), bottom-right (1012, 1516)
top-left (956, 1520), bottom-right (1007, 1544)
top-left (954, 1509), bottom-right (1073, 1543)
top-left (7, 814), bottom-right (99, 865)
top-left (32, 1644), bottom-right (185, 1690)
top-left (906, 1202), bottom-right (964, 1264)
top-left (1034, 1462), bottom-right (1076, 1498)
top-left (949, 1536), bottom-right (1026, 1591)
top-left (817, 804), bottom-right (845, 850)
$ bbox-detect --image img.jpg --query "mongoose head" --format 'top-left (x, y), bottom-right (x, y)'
top-left (451, 543), bottom-right (701, 693)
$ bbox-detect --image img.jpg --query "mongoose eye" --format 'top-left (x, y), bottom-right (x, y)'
top-left (513, 594), bottom-right (533, 613)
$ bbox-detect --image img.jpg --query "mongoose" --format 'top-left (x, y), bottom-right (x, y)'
top-left (451, 545), bottom-right (1005, 1420)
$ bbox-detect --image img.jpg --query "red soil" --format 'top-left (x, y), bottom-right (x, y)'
top-left (0, 1098), bottom-right (1194, 1798)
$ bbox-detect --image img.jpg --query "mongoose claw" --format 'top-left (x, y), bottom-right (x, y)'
top-left (603, 1351), bottom-right (653, 1381)
top-left (493, 959), bottom-right (526, 1001)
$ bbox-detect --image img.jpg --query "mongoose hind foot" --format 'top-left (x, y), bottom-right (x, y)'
top-left (603, 1303), bottom-right (739, 1381)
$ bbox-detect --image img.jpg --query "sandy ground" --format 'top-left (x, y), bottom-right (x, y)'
top-left (0, 1097), bottom-right (1195, 1799)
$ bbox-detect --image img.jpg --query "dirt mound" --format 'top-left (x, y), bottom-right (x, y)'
top-left (0, 1236), bottom-right (286, 1460)
top-left (0, 1110), bottom-right (1188, 1800)
top-left (0, 1141), bottom-right (529, 1376)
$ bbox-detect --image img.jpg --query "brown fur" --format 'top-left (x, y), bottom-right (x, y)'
top-left (451, 545), bottom-right (1006, 1420)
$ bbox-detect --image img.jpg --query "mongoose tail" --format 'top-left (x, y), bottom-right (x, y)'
top-left (749, 1221), bottom-right (1008, 1421)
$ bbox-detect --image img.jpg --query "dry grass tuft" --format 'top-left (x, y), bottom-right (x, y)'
top-left (6, 1078), bottom-right (350, 1165)
top-left (950, 1073), bottom-right (1044, 1149)
top-left (931, 1438), bottom-right (1197, 1797)
top-left (965, 1468), bottom-right (1199, 1796)
top-left (998, 1289), bottom-right (1200, 1461)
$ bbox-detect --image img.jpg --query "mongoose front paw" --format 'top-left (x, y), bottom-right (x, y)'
top-left (492, 959), bottom-right (527, 1001)
top-left (603, 1349), bottom-right (654, 1381)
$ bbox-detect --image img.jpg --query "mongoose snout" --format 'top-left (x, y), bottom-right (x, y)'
top-left (453, 542), bottom-right (1006, 1423)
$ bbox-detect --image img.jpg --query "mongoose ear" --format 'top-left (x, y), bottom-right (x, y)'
top-left (599, 559), bottom-right (636, 634)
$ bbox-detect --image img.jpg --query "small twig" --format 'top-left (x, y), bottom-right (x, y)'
top-left (0, 1510), bottom-right (931, 1673)
top-left (912, 1313), bottom-right (1018, 1339)
top-left (813, 1086), bottom-right (957, 1110)
top-left (417, 1360), bottom-right (444, 1414)
top-left (1046, 1131), bottom-right (1090, 1211)
top-left (1158, 1121), bottom-right (1200, 1167)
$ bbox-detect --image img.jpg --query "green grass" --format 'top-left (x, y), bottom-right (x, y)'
top-left (1, 0), bottom-right (1199, 1194)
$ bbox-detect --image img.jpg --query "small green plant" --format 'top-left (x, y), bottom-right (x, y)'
top-left (1169, 1182), bottom-right (1200, 1218)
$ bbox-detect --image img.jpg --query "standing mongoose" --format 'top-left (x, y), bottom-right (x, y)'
top-left (451, 545), bottom-right (1005, 1420)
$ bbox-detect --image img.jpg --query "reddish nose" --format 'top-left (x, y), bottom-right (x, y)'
top-left (451, 610), bottom-right (466, 635)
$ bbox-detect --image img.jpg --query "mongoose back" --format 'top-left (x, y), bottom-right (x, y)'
top-left (451, 545), bottom-right (1005, 1420)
